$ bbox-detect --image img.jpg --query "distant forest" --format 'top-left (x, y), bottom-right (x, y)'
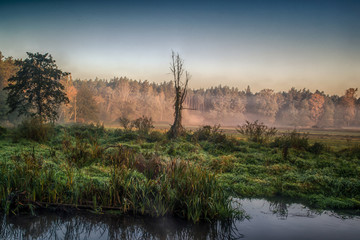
top-left (1, 53), bottom-right (359, 128)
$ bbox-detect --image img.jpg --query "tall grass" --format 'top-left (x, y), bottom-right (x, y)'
top-left (0, 147), bottom-right (241, 222)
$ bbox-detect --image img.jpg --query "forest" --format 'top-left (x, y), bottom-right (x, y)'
top-left (1, 52), bottom-right (359, 128)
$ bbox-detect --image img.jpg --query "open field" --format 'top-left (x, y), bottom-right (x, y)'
top-left (153, 123), bottom-right (360, 150)
top-left (1, 122), bottom-right (360, 222)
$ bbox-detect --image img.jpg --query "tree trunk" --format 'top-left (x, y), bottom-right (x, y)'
top-left (169, 89), bottom-right (184, 138)
top-left (167, 51), bottom-right (189, 139)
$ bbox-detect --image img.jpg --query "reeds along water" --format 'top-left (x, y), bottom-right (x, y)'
top-left (0, 138), bottom-right (242, 222)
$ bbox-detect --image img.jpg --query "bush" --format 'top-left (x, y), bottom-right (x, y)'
top-left (68, 122), bottom-right (106, 140)
top-left (0, 126), bottom-right (7, 137)
top-left (272, 130), bottom-right (309, 151)
top-left (338, 144), bottom-right (360, 159)
top-left (118, 116), bottom-right (133, 131)
top-left (105, 145), bottom-right (137, 168)
top-left (192, 125), bottom-right (212, 141)
top-left (16, 117), bottom-right (54, 142)
top-left (132, 116), bottom-right (154, 135)
top-left (146, 130), bottom-right (166, 142)
top-left (192, 124), bottom-right (227, 143)
top-left (236, 120), bottom-right (277, 144)
top-left (308, 142), bottom-right (325, 155)
top-left (62, 133), bottom-right (103, 168)
top-left (134, 153), bottom-right (164, 179)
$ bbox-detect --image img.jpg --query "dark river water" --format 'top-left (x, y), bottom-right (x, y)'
top-left (1, 199), bottom-right (360, 240)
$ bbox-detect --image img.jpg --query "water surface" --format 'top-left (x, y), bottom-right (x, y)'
top-left (1, 199), bottom-right (359, 239)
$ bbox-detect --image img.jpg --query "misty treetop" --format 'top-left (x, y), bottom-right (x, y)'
top-left (59, 78), bottom-right (358, 128)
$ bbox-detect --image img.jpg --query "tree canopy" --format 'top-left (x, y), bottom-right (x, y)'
top-left (0, 52), bottom-right (17, 122)
top-left (4, 52), bottom-right (69, 122)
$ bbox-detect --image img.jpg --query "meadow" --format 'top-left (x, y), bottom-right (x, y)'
top-left (0, 120), bottom-right (360, 222)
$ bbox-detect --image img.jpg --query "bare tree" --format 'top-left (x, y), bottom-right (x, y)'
top-left (168, 51), bottom-right (190, 138)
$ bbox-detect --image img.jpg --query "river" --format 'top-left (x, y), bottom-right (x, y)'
top-left (1, 199), bottom-right (359, 239)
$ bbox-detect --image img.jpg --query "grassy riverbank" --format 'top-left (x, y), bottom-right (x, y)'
top-left (1, 122), bottom-right (360, 221)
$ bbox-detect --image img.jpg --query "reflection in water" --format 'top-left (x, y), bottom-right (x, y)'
top-left (269, 200), bottom-right (289, 219)
top-left (267, 199), bottom-right (324, 220)
top-left (0, 210), bottom-right (244, 240)
top-left (1, 199), bottom-right (360, 240)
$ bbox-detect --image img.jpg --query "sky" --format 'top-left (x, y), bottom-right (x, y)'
top-left (1, 0), bottom-right (359, 95)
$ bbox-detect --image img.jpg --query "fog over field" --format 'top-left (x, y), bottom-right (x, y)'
top-left (53, 77), bottom-right (357, 128)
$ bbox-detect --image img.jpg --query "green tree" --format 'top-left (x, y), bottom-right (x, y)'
top-left (4, 52), bottom-right (69, 122)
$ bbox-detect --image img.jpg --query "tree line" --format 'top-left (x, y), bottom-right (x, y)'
top-left (1, 51), bottom-right (359, 128)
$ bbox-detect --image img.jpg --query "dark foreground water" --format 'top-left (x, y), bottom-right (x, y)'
top-left (1, 199), bottom-right (360, 240)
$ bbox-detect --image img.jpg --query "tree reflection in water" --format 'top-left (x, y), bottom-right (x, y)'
top-left (0, 210), bottom-right (244, 240)
top-left (269, 200), bottom-right (289, 220)
top-left (268, 199), bottom-right (320, 220)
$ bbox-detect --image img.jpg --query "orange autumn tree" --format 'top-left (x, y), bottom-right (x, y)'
top-left (59, 75), bottom-right (77, 122)
top-left (309, 93), bottom-right (325, 124)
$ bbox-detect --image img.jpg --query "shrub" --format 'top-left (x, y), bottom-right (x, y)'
top-left (132, 116), bottom-right (154, 135)
top-left (68, 122), bottom-right (106, 140)
top-left (338, 144), bottom-right (360, 159)
top-left (62, 133), bottom-right (103, 168)
top-left (121, 131), bottom-right (140, 141)
top-left (16, 117), bottom-right (54, 142)
top-left (105, 145), bottom-right (137, 168)
top-left (308, 142), bottom-right (325, 155)
top-left (118, 116), bottom-right (133, 131)
top-left (0, 126), bottom-right (7, 137)
top-left (236, 120), bottom-right (277, 144)
top-left (192, 124), bottom-right (227, 143)
top-left (193, 125), bottom-right (212, 141)
top-left (146, 130), bottom-right (166, 142)
top-left (273, 130), bottom-right (309, 151)
top-left (134, 153), bottom-right (164, 179)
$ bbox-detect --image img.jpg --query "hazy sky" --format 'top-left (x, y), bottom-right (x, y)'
top-left (1, 0), bottom-right (359, 95)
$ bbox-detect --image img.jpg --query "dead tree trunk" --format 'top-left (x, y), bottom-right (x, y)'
top-left (168, 51), bottom-right (190, 138)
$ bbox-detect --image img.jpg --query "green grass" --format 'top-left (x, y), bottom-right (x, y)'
top-left (1, 123), bottom-right (360, 221)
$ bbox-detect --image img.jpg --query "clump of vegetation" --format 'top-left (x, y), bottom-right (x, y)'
top-left (273, 130), bottom-right (309, 150)
top-left (16, 117), bottom-right (54, 142)
top-left (236, 120), bottom-right (277, 144)
top-left (0, 126), bottom-right (7, 137)
top-left (132, 115), bottom-right (154, 135)
top-left (192, 124), bottom-right (226, 143)
top-left (116, 115), bottom-right (154, 137)
top-left (146, 130), bottom-right (167, 142)
top-left (62, 133), bottom-right (103, 168)
top-left (271, 130), bottom-right (309, 159)
top-left (67, 122), bottom-right (106, 139)
top-left (118, 116), bottom-right (132, 131)
top-left (192, 125), bottom-right (239, 155)
top-left (308, 142), bottom-right (325, 155)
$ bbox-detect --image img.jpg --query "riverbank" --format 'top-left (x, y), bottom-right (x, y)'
top-left (1, 122), bottom-right (360, 221)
